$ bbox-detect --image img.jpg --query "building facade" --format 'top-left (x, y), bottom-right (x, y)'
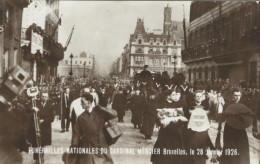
top-left (113, 5), bottom-right (186, 79)
top-left (0, 0), bottom-right (31, 78)
top-left (182, 2), bottom-right (260, 88)
top-left (20, 0), bottom-right (63, 83)
top-left (57, 51), bottom-right (95, 78)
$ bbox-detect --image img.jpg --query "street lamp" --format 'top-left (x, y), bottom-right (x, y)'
top-left (69, 53), bottom-right (74, 77)
top-left (173, 55), bottom-right (177, 74)
top-left (83, 61), bottom-right (86, 78)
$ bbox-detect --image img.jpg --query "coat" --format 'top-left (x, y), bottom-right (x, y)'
top-left (98, 92), bottom-right (110, 107)
top-left (140, 99), bottom-right (157, 136)
top-left (71, 106), bottom-right (117, 164)
top-left (28, 100), bottom-right (54, 146)
top-left (219, 101), bottom-right (250, 164)
top-left (112, 92), bottom-right (126, 118)
top-left (151, 99), bottom-right (187, 164)
top-left (131, 94), bottom-right (145, 125)
top-left (61, 92), bottom-right (73, 119)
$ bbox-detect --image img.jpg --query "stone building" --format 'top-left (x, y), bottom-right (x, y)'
top-left (57, 51), bottom-right (95, 78)
top-left (20, 0), bottom-right (63, 83)
top-left (113, 5), bottom-right (186, 79)
top-left (182, 2), bottom-right (260, 87)
top-left (0, 0), bottom-right (31, 78)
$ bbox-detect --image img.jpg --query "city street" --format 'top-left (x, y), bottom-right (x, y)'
top-left (22, 108), bottom-right (260, 164)
top-left (1, 1), bottom-right (260, 164)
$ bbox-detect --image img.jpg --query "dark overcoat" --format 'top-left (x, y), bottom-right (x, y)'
top-left (219, 101), bottom-right (250, 164)
top-left (61, 92), bottom-right (73, 119)
top-left (131, 94), bottom-right (145, 126)
top-left (112, 92), bottom-right (126, 118)
top-left (28, 101), bottom-right (54, 146)
top-left (140, 99), bottom-right (157, 136)
top-left (71, 106), bottom-right (117, 164)
top-left (98, 92), bottom-right (110, 107)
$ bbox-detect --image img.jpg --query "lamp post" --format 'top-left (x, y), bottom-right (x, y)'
top-left (69, 53), bottom-right (74, 78)
top-left (173, 55), bottom-right (177, 74)
top-left (83, 61), bottom-right (86, 78)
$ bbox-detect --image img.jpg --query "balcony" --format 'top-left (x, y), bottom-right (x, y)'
top-left (182, 28), bottom-right (260, 63)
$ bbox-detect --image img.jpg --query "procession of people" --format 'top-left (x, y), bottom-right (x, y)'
top-left (1, 64), bottom-right (259, 164)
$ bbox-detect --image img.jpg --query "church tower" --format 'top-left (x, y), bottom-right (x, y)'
top-left (163, 5), bottom-right (172, 35)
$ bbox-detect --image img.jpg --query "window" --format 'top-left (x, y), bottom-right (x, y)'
top-left (155, 59), bottom-right (159, 66)
top-left (161, 59), bottom-right (166, 66)
top-left (163, 49), bottom-right (167, 54)
top-left (163, 40), bottom-right (166, 45)
top-left (174, 40), bottom-right (176, 45)
top-left (135, 56), bottom-right (144, 62)
top-left (149, 49), bottom-right (153, 54)
top-left (138, 39), bottom-right (142, 44)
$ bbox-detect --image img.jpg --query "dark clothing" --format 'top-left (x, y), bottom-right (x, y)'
top-left (112, 92), bottom-right (126, 121)
top-left (140, 99), bottom-right (157, 137)
top-left (28, 101), bottom-right (54, 146)
top-left (98, 92), bottom-right (110, 107)
top-left (219, 101), bottom-right (250, 164)
top-left (184, 130), bottom-right (215, 164)
top-left (131, 94), bottom-right (145, 127)
top-left (71, 106), bottom-right (117, 164)
top-left (151, 99), bottom-right (187, 164)
top-left (184, 101), bottom-right (214, 164)
top-left (61, 92), bottom-right (72, 130)
top-left (219, 124), bottom-right (249, 164)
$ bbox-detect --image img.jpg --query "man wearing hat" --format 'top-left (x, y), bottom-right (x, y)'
top-left (217, 88), bottom-right (254, 164)
top-left (139, 65), bottom-right (152, 90)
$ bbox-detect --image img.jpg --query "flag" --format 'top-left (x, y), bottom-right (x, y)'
top-left (51, 15), bottom-right (62, 39)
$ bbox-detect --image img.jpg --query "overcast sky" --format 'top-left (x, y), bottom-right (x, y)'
top-left (58, 1), bottom-right (191, 76)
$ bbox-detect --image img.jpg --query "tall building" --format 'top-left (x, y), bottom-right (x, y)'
top-left (115, 5), bottom-right (186, 78)
top-left (182, 2), bottom-right (260, 87)
top-left (0, 0), bottom-right (31, 78)
top-left (57, 52), bottom-right (95, 78)
top-left (20, 0), bottom-right (63, 83)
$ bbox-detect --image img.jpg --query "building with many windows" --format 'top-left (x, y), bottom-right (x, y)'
top-left (182, 1), bottom-right (260, 87)
top-left (0, 0), bottom-right (31, 78)
top-left (20, 0), bottom-right (64, 83)
top-left (112, 5), bottom-right (186, 79)
top-left (57, 51), bottom-right (95, 78)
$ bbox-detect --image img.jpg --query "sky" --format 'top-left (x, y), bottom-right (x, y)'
top-left (58, 1), bottom-right (191, 76)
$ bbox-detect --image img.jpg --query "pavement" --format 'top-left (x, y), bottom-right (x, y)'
top-left (22, 109), bottom-right (260, 164)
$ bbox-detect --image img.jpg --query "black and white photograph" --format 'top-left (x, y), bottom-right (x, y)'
top-left (0, 0), bottom-right (259, 164)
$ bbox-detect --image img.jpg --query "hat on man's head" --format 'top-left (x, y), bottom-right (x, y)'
top-left (144, 65), bottom-right (148, 68)
top-left (224, 103), bottom-right (254, 129)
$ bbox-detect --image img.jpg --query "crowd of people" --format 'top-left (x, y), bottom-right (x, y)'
top-left (1, 65), bottom-right (259, 164)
